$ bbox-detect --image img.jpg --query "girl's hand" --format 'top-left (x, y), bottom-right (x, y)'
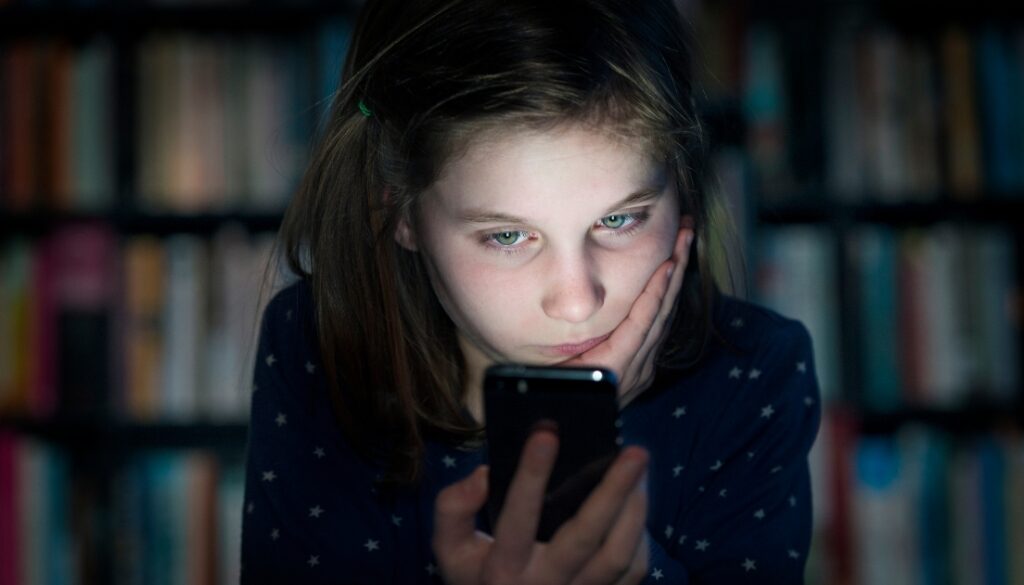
top-left (433, 430), bottom-right (650, 585)
top-left (565, 222), bottom-right (694, 406)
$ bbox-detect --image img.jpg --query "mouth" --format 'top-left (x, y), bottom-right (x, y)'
top-left (541, 332), bottom-right (612, 357)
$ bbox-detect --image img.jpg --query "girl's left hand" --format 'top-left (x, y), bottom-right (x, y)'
top-left (564, 221), bottom-right (693, 407)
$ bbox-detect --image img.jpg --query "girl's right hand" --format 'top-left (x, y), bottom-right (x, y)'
top-left (432, 430), bottom-right (650, 585)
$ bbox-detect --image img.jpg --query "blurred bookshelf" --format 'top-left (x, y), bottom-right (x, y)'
top-left (690, 0), bottom-right (1024, 583)
top-left (1, 0), bottom-right (1023, 584)
top-left (0, 1), bottom-right (356, 583)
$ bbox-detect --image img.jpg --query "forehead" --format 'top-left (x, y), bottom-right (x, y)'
top-left (430, 125), bottom-right (664, 206)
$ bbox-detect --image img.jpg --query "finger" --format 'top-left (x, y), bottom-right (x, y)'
top-left (565, 259), bottom-right (671, 381)
top-left (433, 465), bottom-right (491, 574)
top-left (490, 430), bottom-right (559, 574)
top-left (546, 446), bottom-right (649, 580)
top-left (571, 471), bottom-right (649, 585)
top-left (623, 228), bottom-right (693, 391)
top-left (613, 531), bottom-right (650, 585)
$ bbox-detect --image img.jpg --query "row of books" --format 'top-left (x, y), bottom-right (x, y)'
top-left (0, 222), bottom-right (281, 422)
top-left (744, 23), bottom-right (1024, 202)
top-left (807, 412), bottom-right (1024, 585)
top-left (753, 224), bottom-right (1020, 410)
top-left (0, 431), bottom-right (243, 585)
top-left (0, 19), bottom-right (354, 214)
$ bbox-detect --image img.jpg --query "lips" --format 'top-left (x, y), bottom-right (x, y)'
top-left (542, 332), bottom-right (612, 357)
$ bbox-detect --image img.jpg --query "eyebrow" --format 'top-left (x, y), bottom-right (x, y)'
top-left (456, 185), bottom-right (666, 226)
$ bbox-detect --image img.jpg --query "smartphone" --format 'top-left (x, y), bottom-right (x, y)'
top-left (483, 363), bottom-right (620, 542)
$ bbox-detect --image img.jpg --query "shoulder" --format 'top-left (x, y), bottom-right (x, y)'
top-left (710, 293), bottom-right (813, 360)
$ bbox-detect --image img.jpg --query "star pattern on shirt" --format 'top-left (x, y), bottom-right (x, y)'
top-left (426, 563), bottom-right (438, 576)
top-left (307, 555), bottom-right (319, 567)
top-left (754, 508), bottom-right (765, 520)
top-left (748, 368), bottom-right (762, 380)
top-left (306, 361), bottom-right (316, 374)
top-left (796, 361), bottom-right (806, 373)
top-left (731, 317), bottom-right (744, 328)
top-left (804, 396), bottom-right (816, 406)
top-left (246, 501), bottom-right (255, 514)
top-left (664, 525), bottom-right (674, 539)
top-left (789, 495), bottom-right (797, 507)
top-left (718, 488), bottom-right (728, 498)
top-left (314, 447), bottom-right (325, 458)
top-left (761, 404), bottom-right (775, 419)
top-left (271, 528), bottom-right (279, 541)
top-left (743, 558), bottom-right (757, 571)
top-left (672, 464), bottom-right (684, 477)
top-left (672, 406), bottom-right (686, 418)
top-left (276, 412), bottom-right (287, 426)
top-left (392, 514), bottom-right (403, 527)
top-left (789, 549), bottom-right (800, 559)
top-left (262, 470), bottom-right (276, 482)
top-left (364, 539), bottom-right (380, 552)
top-left (265, 354), bottom-right (277, 367)
top-left (729, 367), bottom-right (743, 379)
top-left (442, 455), bottom-right (456, 468)
top-left (709, 460), bottom-right (722, 471)
top-left (309, 505), bottom-right (324, 519)
top-left (652, 568), bottom-right (664, 580)
top-left (695, 539), bottom-right (710, 552)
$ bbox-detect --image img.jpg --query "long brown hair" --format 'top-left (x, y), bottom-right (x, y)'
top-left (275, 0), bottom-right (722, 489)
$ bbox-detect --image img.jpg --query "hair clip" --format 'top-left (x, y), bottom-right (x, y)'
top-left (358, 100), bottom-right (374, 118)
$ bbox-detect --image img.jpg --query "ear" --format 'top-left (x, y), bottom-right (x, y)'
top-left (393, 212), bottom-right (418, 251)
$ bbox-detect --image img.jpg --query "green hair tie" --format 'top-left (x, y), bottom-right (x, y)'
top-left (358, 100), bottom-right (373, 117)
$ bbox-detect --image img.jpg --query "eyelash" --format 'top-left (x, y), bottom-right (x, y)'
top-left (481, 209), bottom-right (652, 256)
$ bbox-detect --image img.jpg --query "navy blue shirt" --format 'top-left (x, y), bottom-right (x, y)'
top-left (241, 279), bottom-right (821, 583)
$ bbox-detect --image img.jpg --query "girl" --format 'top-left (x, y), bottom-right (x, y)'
top-left (241, 0), bottom-right (821, 583)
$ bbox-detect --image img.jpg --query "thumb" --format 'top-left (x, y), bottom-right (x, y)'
top-left (433, 465), bottom-right (489, 554)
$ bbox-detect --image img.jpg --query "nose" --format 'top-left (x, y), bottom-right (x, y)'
top-left (540, 253), bottom-right (605, 323)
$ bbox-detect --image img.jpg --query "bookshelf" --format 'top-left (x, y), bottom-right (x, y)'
top-left (1, 0), bottom-right (1022, 584)
top-left (690, 0), bottom-right (1024, 583)
top-left (0, 2), bottom-right (356, 584)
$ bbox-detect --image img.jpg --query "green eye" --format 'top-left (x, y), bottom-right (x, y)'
top-left (494, 231), bottom-right (520, 246)
top-left (602, 214), bottom-right (627, 228)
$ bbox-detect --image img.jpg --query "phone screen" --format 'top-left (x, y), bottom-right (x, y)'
top-left (483, 364), bottom-right (620, 542)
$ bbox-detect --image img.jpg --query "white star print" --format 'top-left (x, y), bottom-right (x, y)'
top-left (275, 412), bottom-right (287, 426)
top-left (364, 539), bottom-right (380, 552)
top-left (748, 368), bottom-right (762, 380)
top-left (789, 495), bottom-right (797, 507)
top-left (252, 384), bottom-right (258, 393)
top-left (698, 485), bottom-right (705, 492)
top-left (743, 558), bottom-right (756, 571)
top-left (771, 465), bottom-right (783, 474)
top-left (664, 525), bottom-right (673, 539)
top-left (392, 514), bottom-right (403, 527)
top-left (672, 406), bottom-right (686, 418)
top-left (729, 367), bottom-right (743, 379)
top-left (246, 502), bottom-right (254, 514)
top-left (262, 470), bottom-right (276, 482)
top-left (695, 539), bottom-right (709, 552)
top-left (306, 361), bottom-right (316, 374)
top-left (788, 549), bottom-right (800, 559)
top-left (709, 460), bottom-right (722, 471)
top-left (804, 396), bottom-right (815, 406)
top-left (442, 455), bottom-right (456, 468)
top-left (314, 447), bottom-right (325, 458)
top-left (308, 555), bottom-right (319, 567)
top-left (614, 418), bottom-right (623, 428)
top-left (748, 451), bottom-right (756, 459)
top-left (672, 464), bottom-right (683, 477)
top-left (652, 568), bottom-right (664, 580)
top-left (286, 309), bottom-right (293, 321)
top-left (265, 354), bottom-right (276, 366)
top-left (678, 534), bottom-right (688, 545)
top-left (426, 563), bottom-right (438, 576)
top-left (796, 361), bottom-right (806, 373)
top-left (719, 488), bottom-right (728, 498)
top-left (271, 528), bottom-right (279, 540)
top-left (731, 317), bottom-right (744, 328)
top-left (761, 404), bottom-right (775, 419)
top-left (754, 509), bottom-right (765, 520)
top-left (309, 505), bottom-right (324, 518)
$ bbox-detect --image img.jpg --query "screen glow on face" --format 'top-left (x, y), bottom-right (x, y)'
top-left (406, 124), bottom-right (682, 384)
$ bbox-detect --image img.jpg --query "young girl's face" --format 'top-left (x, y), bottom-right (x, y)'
top-left (398, 124), bottom-right (683, 378)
